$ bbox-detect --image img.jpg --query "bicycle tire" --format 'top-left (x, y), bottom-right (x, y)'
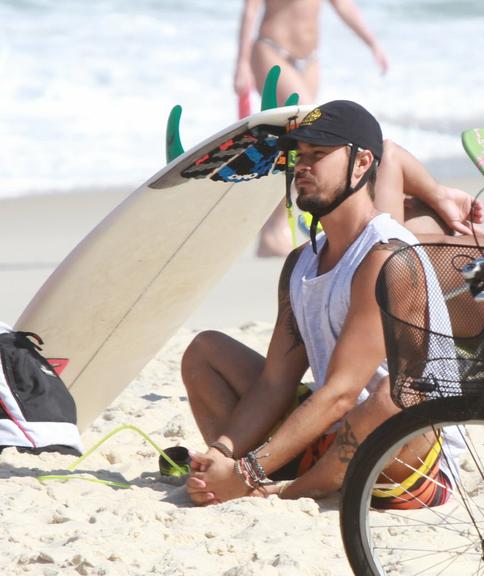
top-left (340, 396), bottom-right (484, 576)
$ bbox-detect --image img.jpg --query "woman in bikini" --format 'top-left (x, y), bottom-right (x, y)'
top-left (234, 0), bottom-right (389, 256)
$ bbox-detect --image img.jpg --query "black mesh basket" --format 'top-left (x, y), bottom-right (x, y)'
top-left (376, 243), bottom-right (484, 409)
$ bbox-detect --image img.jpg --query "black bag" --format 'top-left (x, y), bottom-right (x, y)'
top-left (0, 330), bottom-right (82, 455)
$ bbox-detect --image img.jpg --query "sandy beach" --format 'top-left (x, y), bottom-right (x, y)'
top-left (0, 167), bottom-right (482, 575)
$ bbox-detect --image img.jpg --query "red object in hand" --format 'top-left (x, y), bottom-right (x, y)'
top-left (238, 90), bottom-right (251, 119)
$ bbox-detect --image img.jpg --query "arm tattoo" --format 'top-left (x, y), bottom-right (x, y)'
top-left (277, 249), bottom-right (304, 351)
top-left (372, 239), bottom-right (421, 289)
top-left (335, 420), bottom-right (360, 464)
top-left (372, 238), bottom-right (408, 254)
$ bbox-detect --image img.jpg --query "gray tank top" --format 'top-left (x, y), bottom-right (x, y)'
top-left (290, 213), bottom-right (417, 399)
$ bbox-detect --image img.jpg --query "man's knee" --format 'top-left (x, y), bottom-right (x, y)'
top-left (181, 330), bottom-right (224, 386)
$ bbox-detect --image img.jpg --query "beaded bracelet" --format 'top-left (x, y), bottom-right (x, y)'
top-left (246, 451), bottom-right (267, 481)
top-left (243, 437), bottom-right (272, 484)
top-left (237, 456), bottom-right (274, 488)
top-left (234, 459), bottom-right (254, 490)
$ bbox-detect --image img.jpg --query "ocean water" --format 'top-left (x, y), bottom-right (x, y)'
top-left (1, 0), bottom-right (483, 197)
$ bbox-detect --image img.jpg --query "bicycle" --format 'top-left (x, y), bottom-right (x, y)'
top-left (340, 240), bottom-right (484, 576)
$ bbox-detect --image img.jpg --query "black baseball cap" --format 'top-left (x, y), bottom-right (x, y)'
top-left (279, 100), bottom-right (383, 161)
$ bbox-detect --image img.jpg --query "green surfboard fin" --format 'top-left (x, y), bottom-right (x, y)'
top-left (260, 65), bottom-right (300, 110)
top-left (284, 92), bottom-right (299, 106)
top-left (260, 65), bottom-right (281, 111)
top-left (462, 129), bottom-right (484, 176)
top-left (165, 104), bottom-right (185, 163)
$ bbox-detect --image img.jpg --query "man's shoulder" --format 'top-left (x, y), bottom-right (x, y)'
top-left (368, 213), bottom-right (418, 245)
top-left (354, 238), bottom-right (409, 286)
top-left (278, 244), bottom-right (307, 295)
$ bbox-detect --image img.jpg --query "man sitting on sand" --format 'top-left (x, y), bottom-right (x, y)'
top-left (181, 100), bottom-right (483, 505)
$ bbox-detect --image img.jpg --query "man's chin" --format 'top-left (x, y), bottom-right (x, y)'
top-left (296, 196), bottom-right (323, 213)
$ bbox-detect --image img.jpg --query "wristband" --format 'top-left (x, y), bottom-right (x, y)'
top-left (210, 441), bottom-right (233, 458)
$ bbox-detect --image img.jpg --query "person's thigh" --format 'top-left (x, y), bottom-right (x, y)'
top-left (182, 330), bottom-right (265, 398)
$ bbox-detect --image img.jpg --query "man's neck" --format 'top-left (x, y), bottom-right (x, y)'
top-left (317, 194), bottom-right (379, 274)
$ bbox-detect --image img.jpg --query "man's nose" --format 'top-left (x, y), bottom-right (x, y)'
top-left (295, 161), bottom-right (311, 174)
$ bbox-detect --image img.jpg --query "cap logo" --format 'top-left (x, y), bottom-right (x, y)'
top-left (301, 108), bottom-right (322, 126)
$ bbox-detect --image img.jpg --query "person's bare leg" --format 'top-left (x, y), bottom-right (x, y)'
top-left (252, 42), bottom-right (319, 257)
top-left (181, 330), bottom-right (265, 444)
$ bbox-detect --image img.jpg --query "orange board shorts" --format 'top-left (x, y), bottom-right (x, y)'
top-left (273, 383), bottom-right (452, 510)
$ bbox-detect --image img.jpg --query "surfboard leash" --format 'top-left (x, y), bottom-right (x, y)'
top-left (37, 423), bottom-right (188, 489)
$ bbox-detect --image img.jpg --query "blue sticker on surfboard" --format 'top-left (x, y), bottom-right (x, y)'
top-left (211, 136), bottom-right (281, 182)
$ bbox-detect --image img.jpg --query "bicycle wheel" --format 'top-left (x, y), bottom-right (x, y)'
top-left (340, 397), bottom-right (484, 576)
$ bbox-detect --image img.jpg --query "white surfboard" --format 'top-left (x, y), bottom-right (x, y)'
top-left (15, 105), bottom-right (312, 432)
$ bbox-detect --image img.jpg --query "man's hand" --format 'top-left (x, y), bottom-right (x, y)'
top-left (185, 449), bottom-right (251, 506)
top-left (184, 449), bottom-right (220, 506)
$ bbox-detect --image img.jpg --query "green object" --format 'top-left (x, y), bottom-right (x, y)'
top-left (165, 104), bottom-right (185, 163)
top-left (287, 149), bottom-right (297, 169)
top-left (284, 92), bottom-right (300, 106)
top-left (260, 65), bottom-right (281, 111)
top-left (461, 128), bottom-right (484, 175)
top-left (37, 423), bottom-right (188, 489)
top-left (158, 446), bottom-right (191, 477)
top-left (299, 212), bottom-right (323, 236)
top-left (261, 66), bottom-right (300, 109)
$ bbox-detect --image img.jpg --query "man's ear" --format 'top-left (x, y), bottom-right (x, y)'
top-left (353, 149), bottom-right (374, 179)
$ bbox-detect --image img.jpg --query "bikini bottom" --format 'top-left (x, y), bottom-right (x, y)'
top-left (256, 36), bottom-right (317, 72)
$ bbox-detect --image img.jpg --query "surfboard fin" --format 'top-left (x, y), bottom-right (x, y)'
top-left (462, 129), bottom-right (484, 176)
top-left (260, 65), bottom-right (300, 110)
top-left (165, 105), bottom-right (185, 163)
top-left (284, 93), bottom-right (299, 106)
top-left (260, 65), bottom-right (281, 111)
top-left (166, 67), bottom-right (300, 165)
